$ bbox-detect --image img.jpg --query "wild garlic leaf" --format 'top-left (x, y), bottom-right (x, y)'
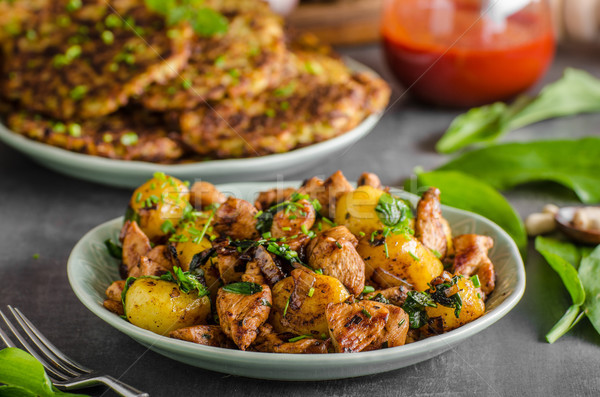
top-left (222, 282), bottom-right (263, 295)
top-left (578, 245), bottom-right (600, 336)
top-left (0, 348), bottom-right (89, 397)
top-left (535, 237), bottom-right (585, 306)
top-left (437, 138), bottom-right (600, 204)
top-left (436, 68), bottom-right (600, 153)
top-left (405, 170), bottom-right (527, 257)
top-left (534, 236), bottom-right (581, 271)
top-left (545, 304), bottom-right (585, 344)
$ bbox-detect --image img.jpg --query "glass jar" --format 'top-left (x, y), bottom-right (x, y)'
top-left (382, 0), bottom-right (555, 107)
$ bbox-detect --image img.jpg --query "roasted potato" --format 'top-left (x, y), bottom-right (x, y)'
top-left (168, 215), bottom-right (215, 271)
top-left (270, 269), bottom-right (350, 336)
top-left (128, 173), bottom-right (190, 241)
top-left (124, 278), bottom-right (210, 335)
top-left (357, 232), bottom-right (443, 291)
top-left (425, 273), bottom-right (485, 332)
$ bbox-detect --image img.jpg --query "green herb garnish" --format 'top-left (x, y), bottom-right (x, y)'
top-left (104, 239), bottom-right (122, 259)
top-left (145, 0), bottom-right (228, 37)
top-left (222, 282), bottom-right (263, 295)
top-left (402, 291), bottom-right (437, 329)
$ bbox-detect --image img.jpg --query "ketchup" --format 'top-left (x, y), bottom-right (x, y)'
top-left (382, 0), bottom-right (555, 107)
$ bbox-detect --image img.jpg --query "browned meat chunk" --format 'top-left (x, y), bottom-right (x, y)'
top-left (138, 256), bottom-right (170, 277)
top-left (189, 182), bottom-right (227, 210)
top-left (120, 221), bottom-right (151, 276)
top-left (213, 197), bottom-right (260, 240)
top-left (216, 284), bottom-right (272, 350)
top-left (452, 234), bottom-right (496, 297)
top-left (146, 245), bottom-right (173, 273)
top-left (271, 198), bottom-right (316, 239)
top-left (298, 171), bottom-right (353, 218)
top-left (306, 226), bottom-right (365, 296)
top-left (253, 333), bottom-right (330, 354)
top-left (415, 187), bottom-right (452, 260)
top-left (255, 187), bottom-right (297, 210)
top-left (326, 300), bottom-right (389, 353)
top-left (105, 280), bottom-right (125, 302)
top-left (364, 304), bottom-right (409, 350)
top-left (242, 259), bottom-right (267, 285)
top-left (357, 172), bottom-right (382, 189)
top-left (364, 286), bottom-right (409, 307)
top-left (169, 325), bottom-right (230, 348)
top-left (103, 299), bottom-right (124, 316)
top-left (213, 247), bottom-right (246, 285)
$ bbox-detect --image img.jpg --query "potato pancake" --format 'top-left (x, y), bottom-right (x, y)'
top-left (1, 0), bottom-right (191, 120)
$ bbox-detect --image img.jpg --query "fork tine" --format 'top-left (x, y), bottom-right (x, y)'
top-left (7, 306), bottom-right (83, 377)
top-left (10, 307), bottom-right (93, 374)
top-left (0, 324), bottom-right (17, 348)
top-left (0, 310), bottom-right (68, 381)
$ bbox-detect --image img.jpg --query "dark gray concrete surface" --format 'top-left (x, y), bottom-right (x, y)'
top-left (1, 45), bottom-right (600, 396)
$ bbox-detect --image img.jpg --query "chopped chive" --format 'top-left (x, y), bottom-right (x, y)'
top-left (431, 249), bottom-right (442, 259)
top-left (322, 217), bottom-right (335, 226)
top-left (101, 30), bottom-right (114, 45)
top-left (69, 85), bottom-right (87, 100)
top-left (283, 296), bottom-right (290, 317)
top-left (317, 222), bottom-right (322, 231)
top-left (160, 220), bottom-right (175, 234)
top-left (370, 231), bottom-right (377, 242)
top-left (358, 231), bottom-right (365, 237)
top-left (254, 210), bottom-right (263, 219)
top-left (470, 275), bottom-right (481, 288)
top-left (120, 132), bottom-right (138, 146)
top-left (68, 123), bottom-right (82, 137)
top-left (398, 318), bottom-right (406, 327)
top-left (282, 226), bottom-right (291, 231)
top-left (135, 192), bottom-right (142, 202)
top-left (301, 224), bottom-right (309, 235)
top-left (32, 253), bottom-right (40, 260)
top-left (262, 232), bottom-right (272, 239)
top-left (362, 286), bottom-right (375, 294)
top-left (288, 335), bottom-right (311, 343)
top-left (409, 251), bottom-right (420, 261)
top-left (307, 287), bottom-right (315, 297)
top-left (315, 269), bottom-right (323, 275)
top-left (361, 309), bottom-right (372, 319)
top-left (335, 241), bottom-right (343, 249)
top-left (477, 292), bottom-right (482, 300)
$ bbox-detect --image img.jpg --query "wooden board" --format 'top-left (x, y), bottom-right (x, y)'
top-left (287, 0), bottom-right (384, 45)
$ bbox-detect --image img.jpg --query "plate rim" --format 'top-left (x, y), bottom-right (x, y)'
top-left (67, 183), bottom-right (525, 373)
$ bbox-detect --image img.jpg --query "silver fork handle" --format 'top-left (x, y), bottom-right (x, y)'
top-left (59, 375), bottom-right (149, 397)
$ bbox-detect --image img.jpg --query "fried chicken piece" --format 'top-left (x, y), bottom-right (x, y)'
top-left (105, 280), bottom-right (125, 302)
top-left (216, 284), bottom-right (272, 350)
top-left (271, 199), bottom-right (316, 239)
top-left (146, 245), bottom-right (173, 272)
top-left (213, 246), bottom-right (246, 285)
top-left (452, 234), bottom-right (496, 298)
top-left (189, 182), bottom-right (226, 210)
top-left (364, 304), bottom-right (409, 350)
top-left (298, 171), bottom-right (353, 218)
top-left (138, 256), bottom-right (170, 277)
top-left (120, 221), bottom-right (151, 277)
top-left (255, 187), bottom-right (297, 210)
top-left (357, 172), bottom-right (382, 189)
top-left (169, 325), bottom-right (230, 348)
top-left (364, 286), bottom-right (409, 307)
top-left (103, 299), bottom-right (124, 316)
top-left (242, 259), bottom-right (267, 285)
top-left (213, 197), bottom-right (260, 240)
top-left (326, 300), bottom-right (389, 353)
top-left (415, 187), bottom-right (452, 260)
top-left (253, 333), bottom-right (330, 354)
top-left (306, 226), bottom-right (365, 296)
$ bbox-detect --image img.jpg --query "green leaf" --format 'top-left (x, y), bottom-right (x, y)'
top-left (545, 304), bottom-right (585, 344)
top-left (104, 239), bottom-right (122, 259)
top-left (374, 193), bottom-right (412, 228)
top-left (578, 245), bottom-right (600, 336)
top-left (0, 348), bottom-right (89, 397)
top-left (436, 102), bottom-right (510, 154)
top-left (436, 68), bottom-right (600, 153)
top-left (533, 236), bottom-right (581, 270)
top-left (508, 68), bottom-right (600, 130)
top-left (222, 282), bottom-right (263, 295)
top-left (405, 170), bottom-right (527, 257)
top-left (535, 237), bottom-right (585, 306)
top-left (191, 7), bottom-right (228, 37)
top-left (437, 138), bottom-right (600, 204)
top-left (0, 386), bottom-right (39, 397)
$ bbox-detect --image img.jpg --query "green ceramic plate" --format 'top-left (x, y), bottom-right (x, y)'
top-left (0, 59), bottom-right (381, 188)
top-left (67, 183), bottom-right (525, 381)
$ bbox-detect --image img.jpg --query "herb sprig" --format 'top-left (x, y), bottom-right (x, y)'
top-left (145, 0), bottom-right (228, 37)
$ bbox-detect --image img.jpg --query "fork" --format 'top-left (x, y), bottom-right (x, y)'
top-left (0, 306), bottom-right (149, 397)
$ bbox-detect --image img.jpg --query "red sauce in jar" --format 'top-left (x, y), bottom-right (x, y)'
top-left (382, 0), bottom-right (555, 107)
